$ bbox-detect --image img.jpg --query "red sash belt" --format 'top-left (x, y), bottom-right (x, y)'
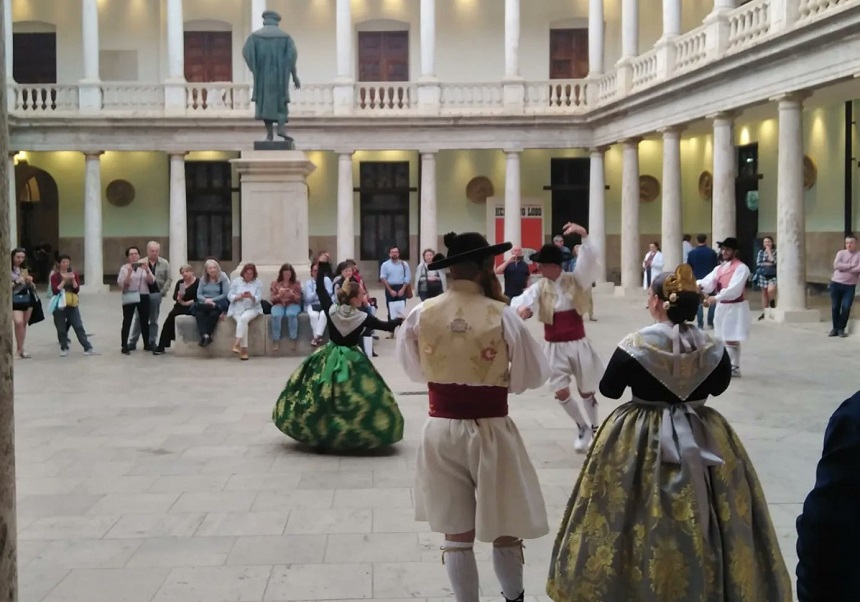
top-left (719, 295), bottom-right (745, 304)
top-left (544, 309), bottom-right (585, 342)
top-left (428, 383), bottom-right (508, 419)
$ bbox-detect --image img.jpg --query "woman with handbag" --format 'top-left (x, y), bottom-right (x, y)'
top-left (117, 246), bottom-right (154, 355)
top-left (194, 259), bottom-right (232, 348)
top-left (11, 248), bottom-right (36, 358)
top-left (49, 254), bottom-right (97, 357)
top-left (303, 261), bottom-right (332, 347)
top-left (153, 264), bottom-right (199, 355)
top-left (414, 248), bottom-right (447, 301)
top-left (756, 236), bottom-right (778, 320)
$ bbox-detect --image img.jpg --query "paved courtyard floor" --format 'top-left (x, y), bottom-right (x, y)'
top-left (11, 290), bottom-right (856, 601)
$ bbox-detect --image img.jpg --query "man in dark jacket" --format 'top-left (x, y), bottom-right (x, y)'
top-left (796, 391), bottom-right (860, 601)
top-left (687, 234), bottom-right (719, 328)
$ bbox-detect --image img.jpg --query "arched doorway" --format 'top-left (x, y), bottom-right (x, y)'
top-left (15, 161), bottom-right (59, 282)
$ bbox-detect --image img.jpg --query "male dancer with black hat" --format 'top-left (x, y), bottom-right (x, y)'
top-left (697, 236), bottom-right (751, 376)
top-left (510, 222), bottom-right (604, 453)
top-left (396, 232), bottom-right (550, 602)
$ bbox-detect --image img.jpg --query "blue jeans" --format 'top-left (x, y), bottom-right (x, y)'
top-left (830, 282), bottom-right (856, 332)
top-left (697, 302), bottom-right (715, 328)
top-left (271, 304), bottom-right (301, 340)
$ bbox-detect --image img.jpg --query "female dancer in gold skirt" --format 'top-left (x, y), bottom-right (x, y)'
top-left (547, 265), bottom-right (792, 602)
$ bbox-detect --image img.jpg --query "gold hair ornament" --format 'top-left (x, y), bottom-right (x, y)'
top-left (662, 264), bottom-right (698, 307)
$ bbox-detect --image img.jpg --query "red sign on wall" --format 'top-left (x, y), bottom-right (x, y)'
top-left (492, 205), bottom-right (544, 269)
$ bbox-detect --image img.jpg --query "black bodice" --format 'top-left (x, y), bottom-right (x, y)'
top-left (317, 265), bottom-right (399, 347)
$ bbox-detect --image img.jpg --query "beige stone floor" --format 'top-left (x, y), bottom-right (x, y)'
top-left (11, 290), bottom-right (856, 602)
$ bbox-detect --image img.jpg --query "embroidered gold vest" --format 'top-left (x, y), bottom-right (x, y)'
top-left (537, 273), bottom-right (591, 325)
top-left (417, 280), bottom-right (510, 387)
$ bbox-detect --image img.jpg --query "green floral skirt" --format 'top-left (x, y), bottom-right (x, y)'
top-left (547, 401), bottom-right (792, 602)
top-left (273, 342), bottom-right (404, 452)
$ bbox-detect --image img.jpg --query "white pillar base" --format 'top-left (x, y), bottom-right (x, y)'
top-left (593, 282), bottom-right (616, 295)
top-left (333, 83), bottom-right (355, 116)
top-left (417, 81), bottom-right (441, 116)
top-left (768, 308), bottom-right (821, 323)
top-left (79, 284), bottom-right (110, 294)
top-left (502, 80), bottom-right (525, 113)
top-left (78, 81), bottom-right (102, 113)
top-left (164, 81), bottom-right (187, 116)
top-left (614, 285), bottom-right (645, 298)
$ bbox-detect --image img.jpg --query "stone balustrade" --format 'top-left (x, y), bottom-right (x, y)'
top-left (6, 0), bottom-right (858, 120)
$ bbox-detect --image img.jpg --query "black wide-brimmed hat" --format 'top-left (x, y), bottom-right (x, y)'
top-left (529, 243), bottom-right (571, 265)
top-left (428, 232), bottom-right (511, 270)
top-left (717, 237), bottom-right (739, 250)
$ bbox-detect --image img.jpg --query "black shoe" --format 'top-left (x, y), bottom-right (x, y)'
top-left (769, 300), bottom-right (776, 308)
top-left (201, 337), bottom-right (213, 348)
top-left (839, 330), bottom-right (848, 338)
top-left (121, 346), bottom-right (130, 355)
top-left (829, 329), bottom-right (839, 337)
top-left (758, 313), bottom-right (765, 321)
top-left (127, 344), bottom-right (137, 351)
top-left (153, 347), bottom-right (165, 355)
top-left (143, 344), bottom-right (153, 352)
top-left (503, 592), bottom-right (524, 602)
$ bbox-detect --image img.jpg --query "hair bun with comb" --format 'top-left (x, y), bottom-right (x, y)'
top-left (442, 232), bottom-right (458, 249)
top-left (662, 264), bottom-right (698, 304)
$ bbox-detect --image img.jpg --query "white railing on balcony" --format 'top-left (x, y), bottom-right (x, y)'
top-left (798, 0), bottom-right (850, 22)
top-left (630, 50), bottom-right (659, 92)
top-left (11, 84), bottom-right (78, 114)
top-left (186, 83), bottom-right (252, 114)
top-left (674, 30), bottom-right (708, 73)
top-left (728, 0), bottom-right (772, 53)
top-left (291, 84), bottom-right (335, 116)
top-left (596, 72), bottom-right (618, 105)
top-left (355, 82), bottom-right (416, 112)
top-left (101, 83), bottom-right (163, 113)
top-left (525, 80), bottom-right (589, 112)
top-left (440, 83), bottom-right (504, 114)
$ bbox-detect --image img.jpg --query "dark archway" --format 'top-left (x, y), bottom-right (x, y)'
top-left (15, 161), bottom-right (59, 282)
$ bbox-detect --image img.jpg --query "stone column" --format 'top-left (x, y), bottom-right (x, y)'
top-left (616, 0), bottom-right (639, 95)
top-left (713, 0), bottom-right (736, 10)
top-left (589, 147), bottom-right (612, 291)
top-left (705, 0), bottom-right (734, 59)
top-left (418, 0), bottom-right (440, 114)
top-left (3, 0), bottom-right (12, 84)
top-left (503, 0), bottom-right (524, 112)
top-left (420, 151), bottom-right (437, 253)
top-left (588, 0), bottom-right (604, 75)
top-left (773, 92), bottom-right (817, 322)
top-left (0, 28), bottom-right (17, 598)
top-left (336, 151), bottom-right (355, 262)
top-left (82, 152), bottom-right (107, 292)
top-left (169, 152), bottom-right (188, 270)
top-left (250, 0), bottom-right (266, 34)
top-left (7, 153), bottom-right (15, 250)
top-left (504, 149), bottom-right (522, 249)
top-left (662, 0), bottom-right (681, 39)
top-left (334, 0), bottom-right (354, 115)
top-left (618, 138), bottom-right (642, 294)
top-left (660, 127), bottom-right (683, 270)
top-left (231, 151), bottom-right (317, 291)
top-left (711, 113), bottom-right (736, 247)
top-left (79, 0), bottom-right (101, 113)
top-left (164, 0), bottom-right (186, 114)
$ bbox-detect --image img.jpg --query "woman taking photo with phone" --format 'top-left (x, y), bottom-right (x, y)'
top-left (117, 246), bottom-right (154, 355)
top-left (11, 248), bottom-right (36, 358)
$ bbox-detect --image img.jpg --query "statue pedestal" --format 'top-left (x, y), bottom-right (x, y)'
top-left (231, 150), bottom-right (316, 291)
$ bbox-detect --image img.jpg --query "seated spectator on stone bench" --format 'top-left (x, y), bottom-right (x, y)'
top-left (303, 261), bottom-right (332, 347)
top-left (270, 262), bottom-right (303, 353)
top-left (153, 264), bottom-right (198, 355)
top-left (194, 259), bottom-right (231, 348)
top-left (228, 263), bottom-right (264, 361)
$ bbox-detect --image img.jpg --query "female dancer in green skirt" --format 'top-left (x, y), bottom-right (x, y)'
top-left (273, 254), bottom-right (405, 452)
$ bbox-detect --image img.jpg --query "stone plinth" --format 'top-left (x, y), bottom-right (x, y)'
top-left (768, 307), bottom-right (822, 323)
top-left (231, 150), bottom-right (316, 291)
top-left (593, 282), bottom-right (616, 294)
top-left (174, 314), bottom-right (328, 358)
top-left (614, 285), bottom-right (645, 298)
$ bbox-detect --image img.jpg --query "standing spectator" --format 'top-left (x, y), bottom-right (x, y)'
top-left (755, 236), bottom-right (778, 321)
top-left (128, 241), bottom-right (171, 351)
top-left (494, 246), bottom-right (531, 301)
top-left (228, 263), bottom-right (264, 360)
top-left (195, 259), bottom-right (231, 347)
top-left (796, 391), bottom-right (860, 601)
top-left (414, 248), bottom-right (447, 301)
top-left (641, 241), bottom-right (664, 289)
top-left (682, 234), bottom-right (693, 263)
top-left (153, 264), bottom-right (198, 355)
top-left (50, 254), bottom-right (98, 357)
top-left (117, 246), bottom-right (154, 355)
top-left (270, 263), bottom-right (303, 352)
top-left (687, 234), bottom-right (720, 329)
top-left (11, 248), bottom-right (36, 358)
top-left (304, 261), bottom-right (332, 347)
top-left (553, 235), bottom-right (574, 272)
top-left (379, 245), bottom-right (411, 334)
top-left (829, 234), bottom-right (860, 337)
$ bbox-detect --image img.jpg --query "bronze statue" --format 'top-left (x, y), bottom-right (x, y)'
top-left (242, 10), bottom-right (301, 144)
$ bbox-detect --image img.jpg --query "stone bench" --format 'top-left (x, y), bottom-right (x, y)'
top-left (174, 313), bottom-right (328, 358)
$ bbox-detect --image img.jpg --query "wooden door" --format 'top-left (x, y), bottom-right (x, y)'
top-left (550, 158), bottom-right (590, 247)
top-left (359, 162), bottom-right (411, 261)
top-left (550, 29), bottom-right (589, 79)
top-left (184, 32), bottom-right (233, 82)
top-left (186, 161), bottom-right (234, 261)
top-left (358, 32), bottom-right (409, 82)
top-left (735, 143), bottom-right (760, 273)
top-left (13, 33), bottom-right (57, 83)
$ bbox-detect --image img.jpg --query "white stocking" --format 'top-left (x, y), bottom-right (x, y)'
top-left (726, 344), bottom-right (740, 368)
top-left (558, 395), bottom-right (586, 428)
top-left (442, 540), bottom-right (479, 602)
top-left (582, 394), bottom-right (598, 429)
top-left (493, 540), bottom-right (524, 601)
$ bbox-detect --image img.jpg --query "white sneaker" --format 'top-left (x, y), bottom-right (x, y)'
top-left (59, 349), bottom-right (69, 357)
top-left (574, 425), bottom-right (592, 454)
top-left (731, 366), bottom-right (741, 378)
top-left (84, 349), bottom-right (100, 356)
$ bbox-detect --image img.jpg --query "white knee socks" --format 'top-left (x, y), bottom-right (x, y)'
top-left (582, 394), bottom-right (599, 430)
top-left (442, 540), bottom-right (479, 602)
top-left (558, 395), bottom-right (587, 428)
top-left (726, 344), bottom-right (740, 368)
top-left (493, 541), bottom-right (524, 601)
top-left (362, 336), bottom-right (373, 356)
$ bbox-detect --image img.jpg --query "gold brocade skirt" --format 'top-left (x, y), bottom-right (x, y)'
top-left (546, 400), bottom-right (793, 602)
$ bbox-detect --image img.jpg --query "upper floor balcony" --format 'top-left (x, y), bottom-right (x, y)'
top-left (5, 0), bottom-right (858, 121)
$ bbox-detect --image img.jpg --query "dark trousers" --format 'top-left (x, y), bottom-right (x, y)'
top-left (830, 282), bottom-right (856, 332)
top-left (195, 305), bottom-right (222, 338)
top-left (121, 301), bottom-right (150, 350)
top-left (158, 304), bottom-right (191, 349)
top-left (53, 307), bottom-right (92, 351)
top-left (697, 302), bottom-right (716, 328)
